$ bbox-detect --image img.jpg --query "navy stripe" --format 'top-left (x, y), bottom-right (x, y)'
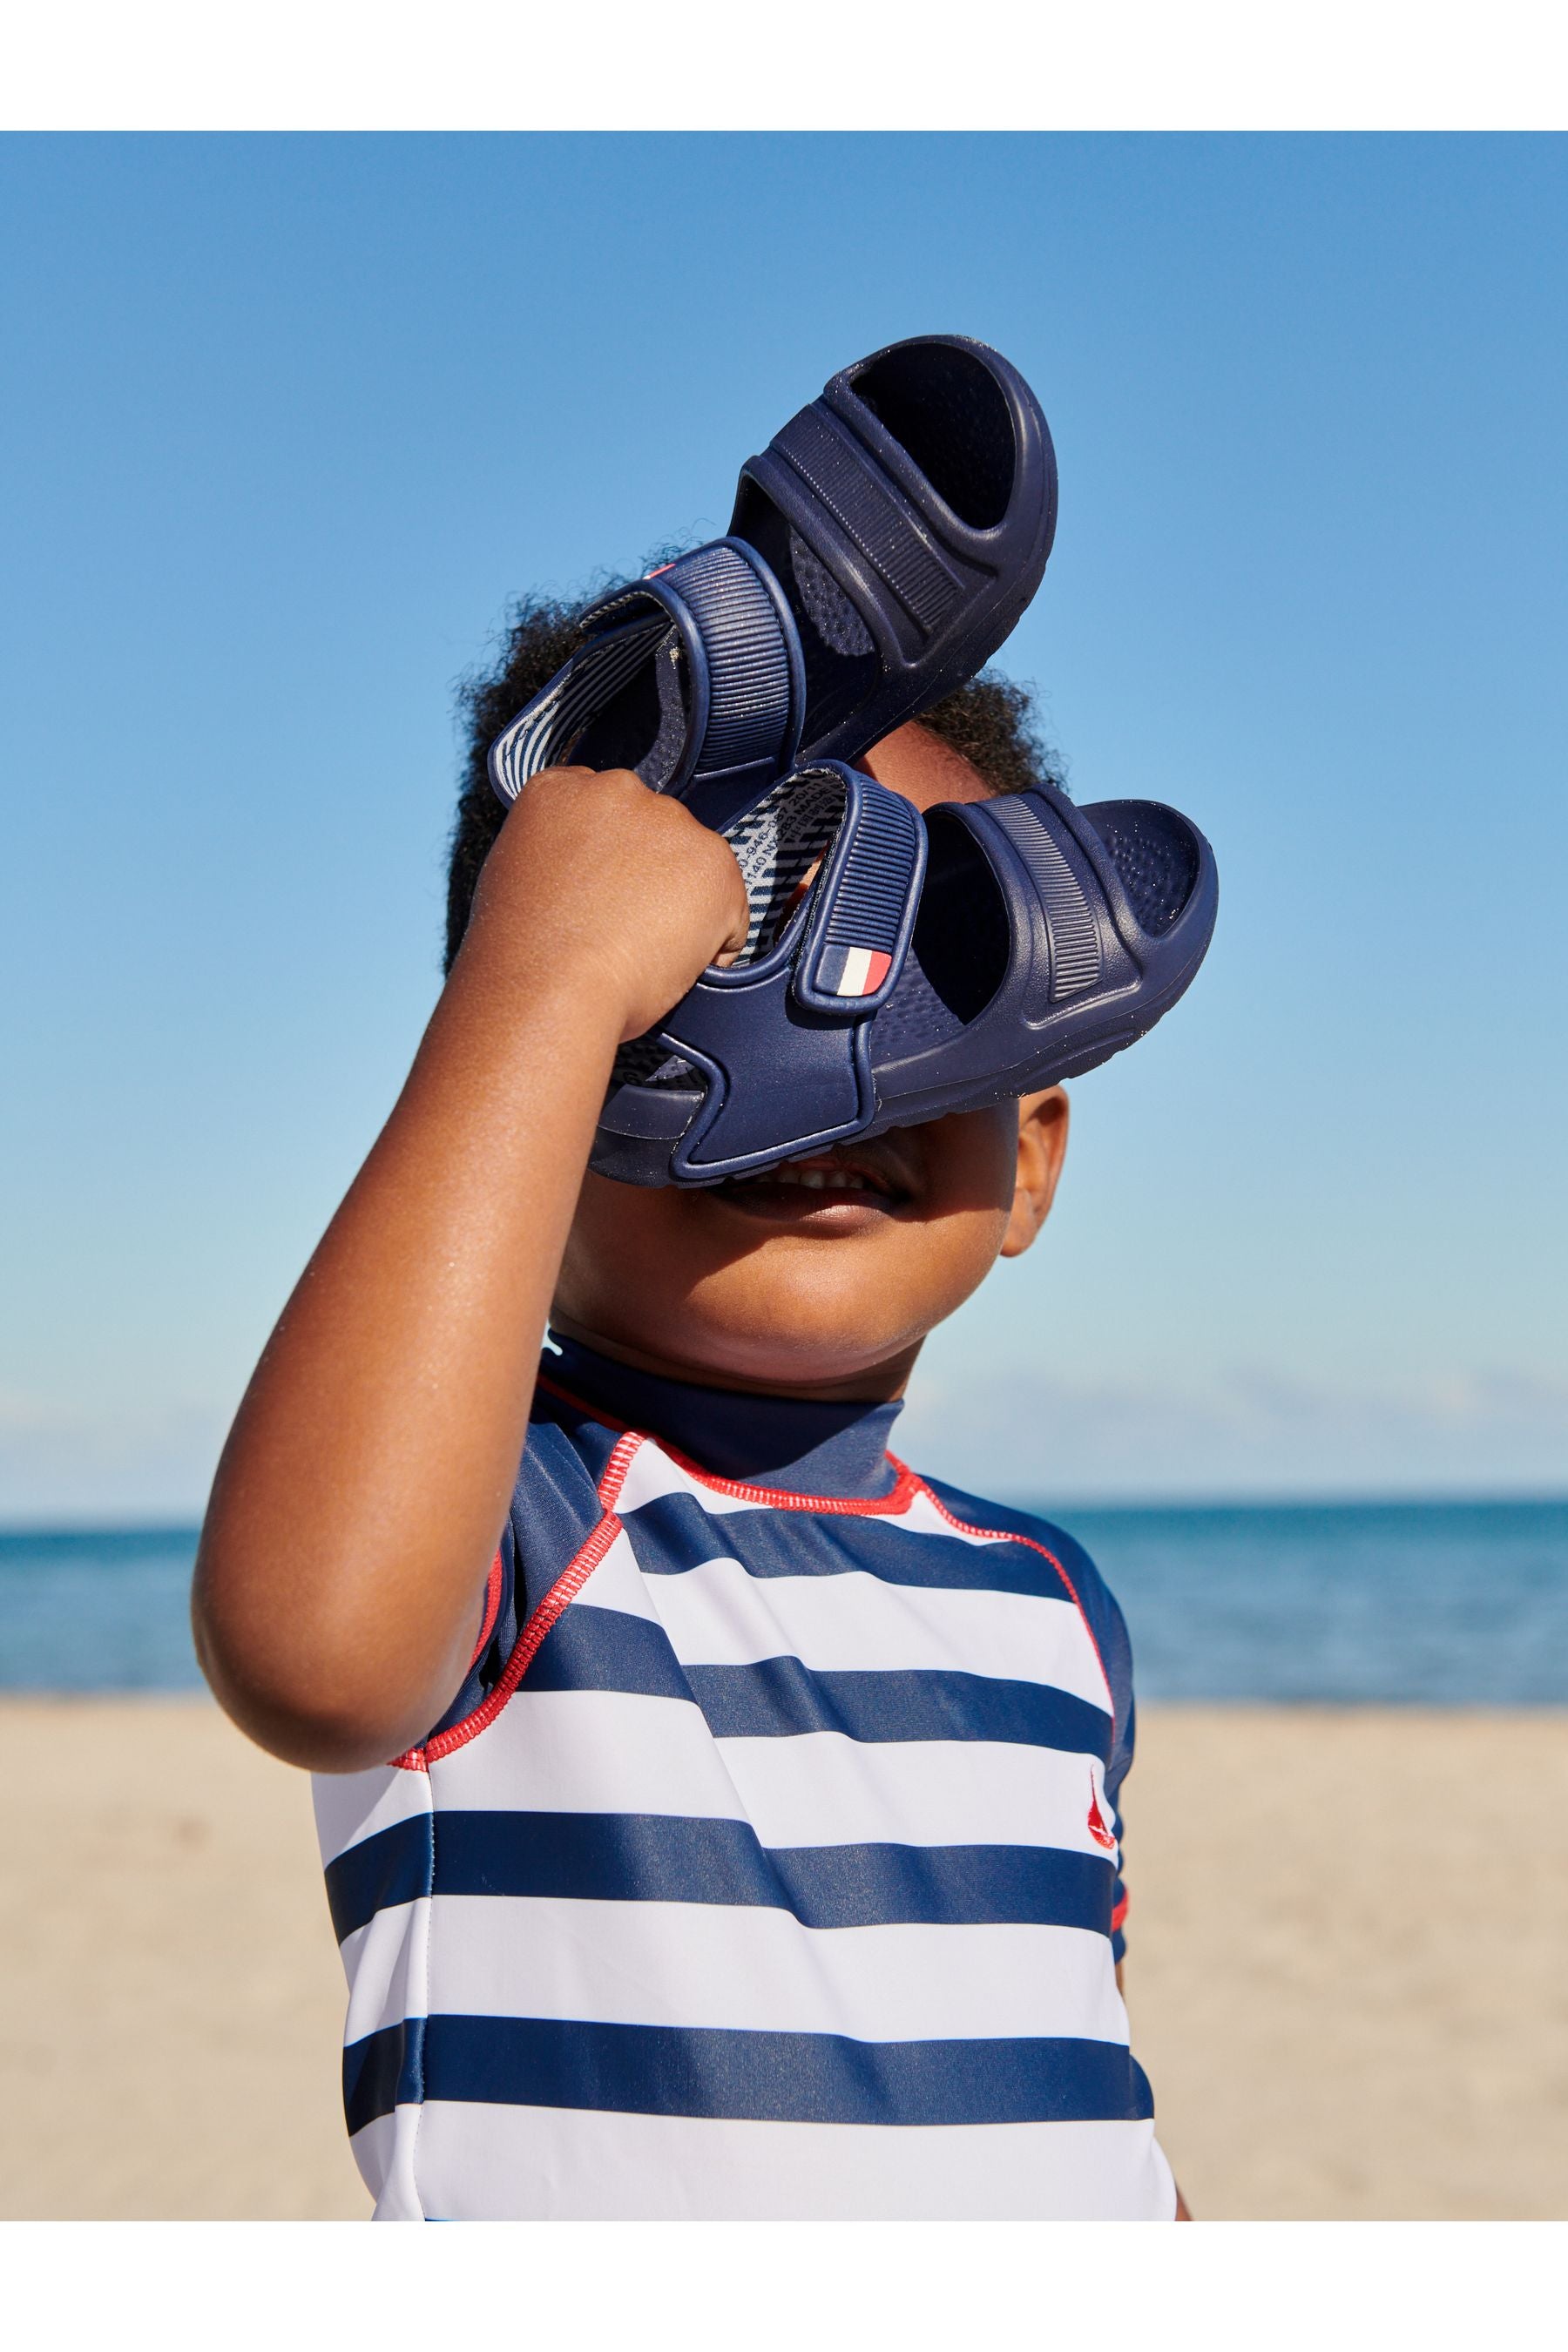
top-left (346, 2013), bottom-right (1153, 2132)
top-left (324, 1808), bottom-right (1114, 1944)
top-left (524, 1606), bottom-right (691, 1700)
top-left (324, 1816), bottom-right (435, 1943)
top-left (688, 1656), bottom-right (1109, 1753)
top-left (343, 2015), bottom-right (425, 2137)
top-left (526, 1605), bottom-right (1111, 1757)
top-left (617, 1490), bottom-right (1075, 1598)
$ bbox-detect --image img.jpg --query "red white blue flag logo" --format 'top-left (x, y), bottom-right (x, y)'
top-left (817, 944), bottom-right (894, 998)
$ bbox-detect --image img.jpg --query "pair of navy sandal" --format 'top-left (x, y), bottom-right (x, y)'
top-left (490, 334), bottom-right (1217, 1186)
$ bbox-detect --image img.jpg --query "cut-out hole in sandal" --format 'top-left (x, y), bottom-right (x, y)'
top-left (1083, 801), bottom-right (1201, 936)
top-left (848, 343), bottom-right (1016, 531)
top-left (910, 809), bottom-right (1011, 1020)
top-left (569, 626), bottom-right (688, 788)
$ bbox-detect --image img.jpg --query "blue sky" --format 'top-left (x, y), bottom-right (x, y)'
top-left (3, 132), bottom-right (1565, 1516)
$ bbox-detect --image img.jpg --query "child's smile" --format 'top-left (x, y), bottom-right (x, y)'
top-left (709, 1138), bottom-right (918, 1224)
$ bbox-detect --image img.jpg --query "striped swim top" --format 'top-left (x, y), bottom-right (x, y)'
top-left (313, 1338), bottom-right (1173, 2220)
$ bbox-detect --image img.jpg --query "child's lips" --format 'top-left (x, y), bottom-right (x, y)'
top-left (710, 1141), bottom-right (916, 1221)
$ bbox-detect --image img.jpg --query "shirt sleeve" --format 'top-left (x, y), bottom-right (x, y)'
top-left (1096, 1590), bottom-right (1137, 1966)
top-left (420, 1415), bottom-right (607, 1746)
top-left (1106, 1690), bottom-right (1134, 1966)
top-left (906, 1480), bottom-right (1142, 1969)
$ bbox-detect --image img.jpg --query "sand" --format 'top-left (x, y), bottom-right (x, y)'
top-left (3, 1696), bottom-right (1565, 2221)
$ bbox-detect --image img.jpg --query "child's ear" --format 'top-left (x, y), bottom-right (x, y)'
top-left (1000, 1088), bottom-right (1070, 1259)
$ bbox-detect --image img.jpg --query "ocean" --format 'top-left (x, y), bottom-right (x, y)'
top-left (3, 1498), bottom-right (1567, 1704)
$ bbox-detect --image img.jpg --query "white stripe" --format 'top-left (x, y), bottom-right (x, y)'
top-left (373, 2102), bottom-right (1175, 2220)
top-left (612, 1438), bottom-right (775, 1517)
top-left (428, 1691), bottom-right (1113, 1855)
top-left (348, 2106), bottom-right (424, 2220)
top-left (367, 1897), bottom-right (1127, 2045)
top-left (893, 1481), bottom-right (1068, 1552)
top-left (613, 1436), bottom-right (937, 1521)
top-left (569, 1522), bottom-right (660, 1619)
top-left (344, 1893), bottom-right (435, 2218)
top-left (623, 1558), bottom-right (1107, 1708)
top-left (837, 943), bottom-right (875, 995)
top-left (313, 1760), bottom-right (431, 1869)
top-left (339, 1897), bottom-right (432, 2048)
top-left (713, 1729), bottom-right (1114, 1853)
top-left (429, 1690), bottom-right (747, 1821)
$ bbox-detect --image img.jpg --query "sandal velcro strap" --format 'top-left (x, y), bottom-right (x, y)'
top-left (766, 403), bottom-right (968, 644)
top-left (793, 774), bottom-right (928, 1015)
top-left (597, 765), bottom-right (925, 1184)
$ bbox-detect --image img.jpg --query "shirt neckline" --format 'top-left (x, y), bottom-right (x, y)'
top-left (541, 1333), bottom-right (904, 1503)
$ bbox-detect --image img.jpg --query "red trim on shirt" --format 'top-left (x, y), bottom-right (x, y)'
top-left (595, 1429), bottom-right (642, 1514)
top-left (1111, 1893), bottom-right (1130, 1935)
top-left (903, 1466), bottom-right (1119, 1741)
top-left (393, 1436), bottom-right (640, 1769)
top-left (466, 1549), bottom-right (505, 1667)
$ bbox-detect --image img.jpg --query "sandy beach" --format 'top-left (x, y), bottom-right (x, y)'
top-left (3, 1695), bottom-right (1565, 2221)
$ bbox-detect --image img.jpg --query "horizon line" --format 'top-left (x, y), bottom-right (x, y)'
top-left (4, 1486), bottom-right (1568, 1539)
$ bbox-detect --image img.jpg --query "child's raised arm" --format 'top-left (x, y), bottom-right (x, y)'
top-left (192, 769), bottom-right (748, 1773)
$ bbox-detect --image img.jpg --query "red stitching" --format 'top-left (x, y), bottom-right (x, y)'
top-left (537, 1369), bottom-right (918, 1517)
top-left (393, 1435), bottom-right (643, 1771)
top-left (903, 1466), bottom-right (1118, 1742)
top-left (399, 1511), bottom-right (624, 1767)
top-left (659, 1456), bottom-right (921, 1517)
top-left (595, 1429), bottom-right (642, 1512)
top-left (465, 1549), bottom-right (505, 1668)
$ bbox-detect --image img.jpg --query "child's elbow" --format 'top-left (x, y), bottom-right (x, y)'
top-left (190, 1550), bottom-right (451, 1774)
top-left (193, 1625), bottom-right (421, 1773)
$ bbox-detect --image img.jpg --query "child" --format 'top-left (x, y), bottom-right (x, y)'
top-left (193, 602), bottom-right (1189, 2221)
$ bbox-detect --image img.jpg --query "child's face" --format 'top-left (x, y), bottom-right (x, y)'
top-left (551, 725), bottom-right (1070, 1399)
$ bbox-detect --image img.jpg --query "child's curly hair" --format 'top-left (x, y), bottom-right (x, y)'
top-left (445, 589), bottom-right (1063, 974)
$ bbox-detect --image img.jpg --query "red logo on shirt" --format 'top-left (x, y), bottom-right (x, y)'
top-left (1086, 1774), bottom-right (1117, 1851)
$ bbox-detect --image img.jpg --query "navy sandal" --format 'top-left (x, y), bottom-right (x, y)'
top-left (593, 762), bottom-right (926, 1182)
top-left (729, 332), bottom-right (1057, 773)
top-left (857, 785), bottom-right (1218, 1145)
top-left (591, 768), bottom-right (1216, 1186)
top-left (489, 335), bottom-right (1058, 833)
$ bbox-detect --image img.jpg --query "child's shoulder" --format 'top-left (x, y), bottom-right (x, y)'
top-left (914, 1470), bottom-right (1104, 1586)
top-left (913, 1471), bottom-right (1133, 1712)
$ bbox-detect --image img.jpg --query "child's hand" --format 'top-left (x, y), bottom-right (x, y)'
top-left (464, 766), bottom-right (753, 1044)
